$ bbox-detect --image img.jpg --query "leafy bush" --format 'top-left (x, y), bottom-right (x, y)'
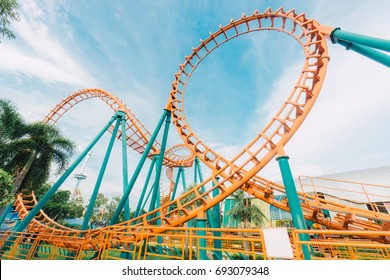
top-left (0, 168), bottom-right (14, 206)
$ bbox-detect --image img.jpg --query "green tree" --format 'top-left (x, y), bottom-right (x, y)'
top-left (86, 193), bottom-right (109, 223)
top-left (10, 121), bottom-right (75, 192)
top-left (227, 189), bottom-right (267, 229)
top-left (227, 189), bottom-right (268, 252)
top-left (0, 99), bottom-right (75, 193)
top-left (0, 0), bottom-right (20, 42)
top-left (0, 99), bottom-right (26, 164)
top-left (0, 168), bottom-right (14, 206)
top-left (103, 196), bottom-right (125, 223)
top-left (179, 183), bottom-right (205, 210)
top-left (35, 183), bottom-right (84, 222)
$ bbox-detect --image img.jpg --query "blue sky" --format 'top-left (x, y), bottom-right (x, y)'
top-left (1, 0), bottom-right (390, 207)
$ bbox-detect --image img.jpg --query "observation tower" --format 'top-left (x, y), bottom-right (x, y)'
top-left (71, 151), bottom-right (92, 201)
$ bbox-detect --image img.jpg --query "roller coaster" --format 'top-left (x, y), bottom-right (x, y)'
top-left (1, 7), bottom-right (390, 260)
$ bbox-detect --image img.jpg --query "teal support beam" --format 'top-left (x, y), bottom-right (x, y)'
top-left (193, 160), bottom-right (198, 184)
top-left (0, 204), bottom-right (12, 227)
top-left (139, 184), bottom-right (155, 215)
top-left (110, 109), bottom-right (170, 225)
top-left (13, 115), bottom-right (117, 233)
top-left (81, 114), bottom-right (122, 230)
top-left (148, 110), bottom-right (171, 213)
top-left (195, 157), bottom-right (203, 183)
top-left (331, 28), bottom-right (390, 52)
top-left (120, 114), bottom-right (131, 221)
top-left (133, 156), bottom-right (157, 218)
top-left (276, 155), bottom-right (311, 260)
top-left (146, 110), bottom-right (171, 254)
top-left (194, 158), bottom-right (214, 228)
top-left (181, 166), bottom-right (186, 191)
top-left (148, 155), bottom-right (161, 213)
top-left (211, 177), bottom-right (222, 260)
top-left (168, 166), bottom-right (184, 212)
top-left (330, 28), bottom-right (390, 68)
top-left (196, 218), bottom-right (208, 260)
top-left (337, 40), bottom-right (390, 68)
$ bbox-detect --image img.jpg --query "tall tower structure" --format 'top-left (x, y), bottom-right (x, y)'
top-left (71, 151), bottom-right (92, 201)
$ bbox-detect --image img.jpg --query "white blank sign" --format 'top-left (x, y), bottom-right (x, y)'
top-left (262, 227), bottom-right (294, 259)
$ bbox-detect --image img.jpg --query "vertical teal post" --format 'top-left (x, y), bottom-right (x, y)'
top-left (181, 167), bottom-right (186, 191)
top-left (120, 115), bottom-right (131, 260)
top-left (13, 115), bottom-right (117, 233)
top-left (195, 157), bottom-right (203, 182)
top-left (110, 109), bottom-right (170, 225)
top-left (146, 110), bottom-right (171, 254)
top-left (133, 156), bottom-right (157, 218)
top-left (81, 114), bottom-right (122, 230)
top-left (148, 154), bottom-right (160, 213)
top-left (168, 166), bottom-right (184, 212)
top-left (193, 158), bottom-right (198, 184)
top-left (196, 218), bottom-right (208, 260)
top-left (194, 158), bottom-right (214, 228)
top-left (211, 177), bottom-right (222, 260)
top-left (276, 155), bottom-right (311, 260)
top-left (148, 110), bottom-right (171, 212)
top-left (120, 113), bottom-right (131, 221)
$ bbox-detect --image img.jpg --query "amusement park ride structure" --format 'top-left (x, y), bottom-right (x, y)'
top-left (1, 7), bottom-right (390, 260)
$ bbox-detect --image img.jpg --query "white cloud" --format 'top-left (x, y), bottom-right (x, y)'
top-left (0, 0), bottom-right (96, 86)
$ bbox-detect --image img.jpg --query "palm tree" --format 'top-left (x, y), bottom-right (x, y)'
top-left (8, 121), bottom-right (75, 192)
top-left (227, 189), bottom-right (267, 229)
top-left (0, 99), bottom-right (75, 192)
top-left (227, 189), bottom-right (268, 252)
top-left (0, 99), bottom-right (27, 163)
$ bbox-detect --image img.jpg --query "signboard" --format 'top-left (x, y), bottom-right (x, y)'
top-left (262, 227), bottom-right (294, 259)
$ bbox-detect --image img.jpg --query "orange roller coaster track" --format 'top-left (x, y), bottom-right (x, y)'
top-left (4, 8), bottom-right (390, 255)
top-left (43, 88), bottom-right (195, 167)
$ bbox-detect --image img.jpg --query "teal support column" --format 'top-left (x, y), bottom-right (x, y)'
top-left (168, 166), bottom-right (184, 212)
top-left (337, 40), bottom-right (390, 68)
top-left (0, 204), bottom-right (12, 227)
top-left (146, 110), bottom-right (171, 255)
top-left (194, 157), bottom-right (214, 228)
top-left (13, 115), bottom-right (117, 233)
top-left (133, 156), bottom-right (157, 218)
top-left (211, 178), bottom-right (222, 260)
top-left (140, 184), bottom-right (155, 215)
top-left (120, 114), bottom-right (131, 221)
top-left (331, 29), bottom-right (390, 52)
top-left (276, 155), bottom-right (311, 260)
top-left (196, 218), bottom-right (208, 260)
top-left (195, 157), bottom-right (203, 183)
top-left (148, 155), bottom-right (160, 213)
top-left (82, 114), bottom-right (122, 230)
top-left (181, 167), bottom-right (186, 191)
top-left (330, 28), bottom-right (390, 68)
top-left (110, 109), bottom-right (170, 225)
top-left (193, 160), bottom-right (198, 184)
top-left (148, 110), bottom-right (171, 213)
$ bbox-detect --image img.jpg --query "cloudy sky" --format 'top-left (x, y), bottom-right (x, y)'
top-left (1, 0), bottom-right (389, 208)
